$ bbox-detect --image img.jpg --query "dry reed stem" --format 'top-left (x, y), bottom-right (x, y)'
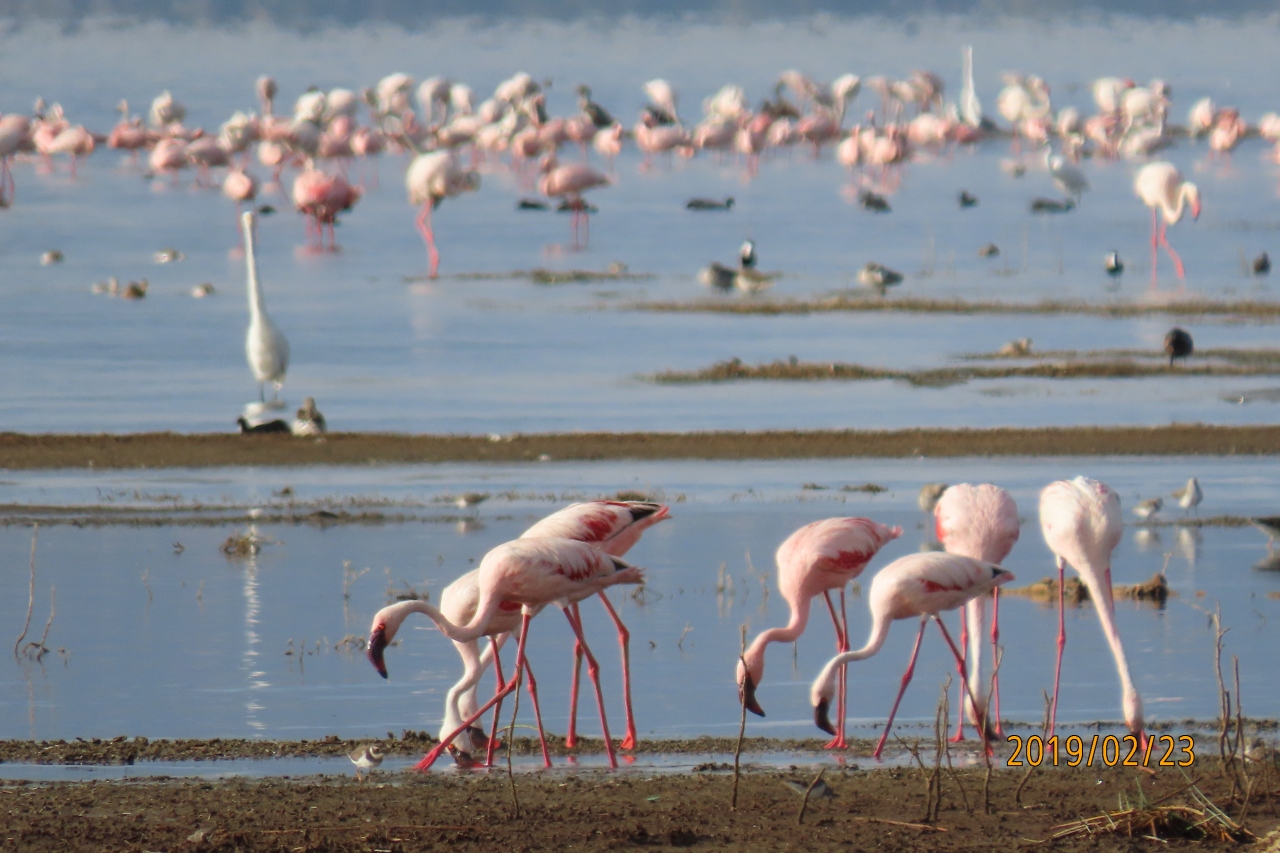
top-left (731, 624), bottom-right (747, 811)
top-left (13, 525), bottom-right (38, 658)
top-left (796, 768), bottom-right (826, 825)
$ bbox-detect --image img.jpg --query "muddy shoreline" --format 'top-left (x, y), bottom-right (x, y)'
top-left (3, 425), bottom-right (1280, 469)
top-left (2, 759), bottom-right (1274, 852)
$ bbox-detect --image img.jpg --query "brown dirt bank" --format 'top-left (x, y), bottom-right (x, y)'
top-left (2, 761), bottom-right (1274, 852)
top-left (4, 426), bottom-right (1280, 470)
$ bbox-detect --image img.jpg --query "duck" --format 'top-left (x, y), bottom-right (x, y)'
top-left (1030, 197), bottom-right (1074, 213)
top-left (237, 416), bottom-right (291, 434)
top-left (858, 189), bottom-right (890, 212)
top-left (686, 197), bottom-right (734, 211)
top-left (699, 239), bottom-right (772, 293)
top-left (958, 190), bottom-right (979, 208)
top-left (1254, 252), bottom-right (1271, 276)
top-left (1164, 328), bottom-right (1193, 365)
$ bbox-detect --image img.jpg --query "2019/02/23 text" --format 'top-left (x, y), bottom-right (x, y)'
top-left (1006, 735), bottom-right (1194, 768)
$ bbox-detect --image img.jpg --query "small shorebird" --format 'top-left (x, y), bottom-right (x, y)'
top-left (1132, 497), bottom-right (1163, 520)
top-left (454, 492), bottom-right (490, 511)
top-left (1172, 477), bottom-right (1202, 515)
top-left (1254, 252), bottom-right (1271, 276)
top-left (291, 397), bottom-right (327, 436)
top-left (348, 744), bottom-right (384, 781)
top-left (918, 483), bottom-right (948, 513)
top-left (858, 262), bottom-right (903, 294)
top-left (998, 337), bottom-right (1032, 356)
top-left (1105, 250), bottom-right (1124, 278)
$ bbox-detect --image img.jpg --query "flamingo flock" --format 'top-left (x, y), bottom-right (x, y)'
top-left (11, 54), bottom-right (1272, 283)
top-left (368, 475), bottom-right (1153, 771)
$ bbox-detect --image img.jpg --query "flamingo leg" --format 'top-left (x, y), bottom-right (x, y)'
top-left (872, 615), bottom-right (926, 760)
top-left (564, 602), bottom-right (584, 749)
top-left (933, 615), bottom-right (991, 756)
top-left (1158, 221), bottom-right (1186, 279)
top-left (950, 601), bottom-right (970, 743)
top-left (581, 209), bottom-right (590, 249)
top-left (990, 588), bottom-right (1003, 735)
top-left (416, 612), bottom-right (532, 772)
top-left (1049, 556), bottom-right (1066, 737)
top-left (821, 592), bottom-right (849, 750)
top-left (415, 200), bottom-right (440, 278)
top-left (1150, 207), bottom-right (1160, 288)
top-left (483, 640), bottom-right (507, 767)
top-left (838, 589), bottom-right (850, 748)
top-left (562, 606), bottom-right (618, 769)
top-left (518, 655), bottom-right (552, 769)
top-left (595, 591), bottom-right (638, 750)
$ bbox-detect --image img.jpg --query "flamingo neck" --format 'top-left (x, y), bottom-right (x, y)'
top-left (1075, 565), bottom-right (1144, 731)
top-left (743, 596), bottom-right (813, 682)
top-left (379, 597), bottom-right (477, 643)
top-left (1163, 183), bottom-right (1191, 224)
top-left (810, 610), bottom-right (891, 706)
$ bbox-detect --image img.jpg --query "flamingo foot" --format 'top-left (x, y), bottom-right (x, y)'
top-left (824, 735), bottom-right (849, 750)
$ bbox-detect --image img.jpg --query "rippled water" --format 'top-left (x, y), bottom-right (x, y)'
top-left (3, 17), bottom-right (1280, 431)
top-left (2, 458), bottom-right (1279, 757)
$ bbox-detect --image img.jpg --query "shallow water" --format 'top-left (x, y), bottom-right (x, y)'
top-left (4, 18), bottom-right (1280, 432)
top-left (2, 458), bottom-right (1278, 755)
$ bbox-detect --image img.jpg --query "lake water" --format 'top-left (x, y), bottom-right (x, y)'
top-left (3, 16), bottom-right (1280, 432)
top-left (2, 457), bottom-right (1279, 766)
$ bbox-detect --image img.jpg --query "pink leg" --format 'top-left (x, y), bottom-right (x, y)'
top-left (873, 616), bottom-right (927, 760)
top-left (932, 616), bottom-right (991, 756)
top-left (565, 602), bottom-right (584, 749)
top-left (596, 591), bottom-right (638, 750)
top-left (1157, 206), bottom-right (1167, 289)
top-left (821, 592), bottom-right (849, 750)
top-left (417, 613), bottom-right (532, 771)
top-left (415, 201), bottom-right (439, 278)
top-left (950, 602), bottom-right (969, 743)
top-left (483, 640), bottom-right (507, 766)
top-left (990, 589), bottom-right (1003, 735)
top-left (1049, 556), bottom-right (1066, 737)
top-left (519, 656), bottom-right (552, 768)
top-left (838, 589), bottom-right (850, 748)
top-left (1158, 222), bottom-right (1186, 279)
top-left (562, 607), bottom-right (617, 769)
top-left (581, 210), bottom-right (590, 248)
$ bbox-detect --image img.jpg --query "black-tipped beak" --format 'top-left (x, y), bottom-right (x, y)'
top-left (367, 625), bottom-right (389, 679)
top-left (815, 699), bottom-right (836, 735)
top-left (740, 672), bottom-right (766, 717)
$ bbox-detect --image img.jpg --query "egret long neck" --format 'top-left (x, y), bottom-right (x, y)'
top-left (241, 212), bottom-right (266, 319)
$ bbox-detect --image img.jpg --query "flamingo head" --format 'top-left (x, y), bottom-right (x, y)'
top-left (1186, 183), bottom-right (1202, 221)
top-left (1124, 688), bottom-right (1145, 745)
top-left (366, 622), bottom-right (390, 678)
top-left (735, 657), bottom-right (766, 717)
top-left (810, 663), bottom-right (840, 736)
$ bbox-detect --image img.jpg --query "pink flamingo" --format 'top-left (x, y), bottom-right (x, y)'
top-left (46, 125), bottom-right (95, 177)
top-left (933, 484), bottom-right (1020, 742)
top-left (366, 537), bottom-right (645, 771)
top-left (405, 150), bottom-right (480, 278)
top-left (810, 551), bottom-right (1015, 759)
top-left (149, 137), bottom-right (187, 184)
top-left (223, 168), bottom-right (259, 240)
top-left (1039, 477), bottom-right (1146, 746)
top-left (1134, 161), bottom-right (1200, 283)
top-left (521, 500), bottom-right (670, 752)
top-left (737, 518), bottom-right (902, 750)
top-left (539, 158), bottom-right (610, 250)
top-left (0, 115), bottom-right (31, 207)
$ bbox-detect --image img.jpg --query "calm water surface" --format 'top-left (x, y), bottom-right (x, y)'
top-left (2, 457), bottom-right (1279, 759)
top-left (2, 17), bottom-right (1280, 431)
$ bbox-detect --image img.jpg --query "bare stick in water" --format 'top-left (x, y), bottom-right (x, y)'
top-left (797, 768), bottom-right (826, 825)
top-left (731, 624), bottom-right (747, 811)
top-left (14, 525), bottom-right (38, 659)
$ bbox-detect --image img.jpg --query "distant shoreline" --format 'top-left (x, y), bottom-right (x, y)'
top-left (1, 425), bottom-right (1278, 469)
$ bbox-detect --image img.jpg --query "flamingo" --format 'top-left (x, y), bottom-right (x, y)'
top-left (240, 211), bottom-right (290, 403)
top-left (1134, 161), bottom-right (1200, 282)
top-left (0, 114), bottom-right (31, 207)
top-left (539, 158), bottom-right (610, 250)
top-left (1038, 477), bottom-right (1146, 746)
top-left (405, 150), bottom-right (480, 278)
top-left (520, 500), bottom-right (670, 752)
top-left (366, 537), bottom-right (644, 770)
top-left (810, 551), bottom-right (1014, 759)
top-left (737, 518), bottom-right (902, 750)
top-left (223, 168), bottom-right (258, 217)
top-left (933, 484), bottom-right (1020, 742)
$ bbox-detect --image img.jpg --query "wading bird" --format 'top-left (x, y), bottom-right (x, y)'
top-left (1038, 477), bottom-right (1146, 746)
top-left (405, 150), bottom-right (480, 279)
top-left (934, 484), bottom-right (1020, 742)
top-left (738, 517), bottom-right (902, 750)
top-left (810, 551), bottom-right (1014, 758)
top-left (241, 211), bottom-right (290, 403)
top-left (1135, 161), bottom-right (1200, 281)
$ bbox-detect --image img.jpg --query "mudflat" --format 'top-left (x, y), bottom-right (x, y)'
top-left (2, 425), bottom-right (1280, 469)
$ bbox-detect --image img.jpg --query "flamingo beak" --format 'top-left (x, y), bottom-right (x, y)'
top-left (815, 698), bottom-right (836, 736)
top-left (1191, 198), bottom-right (1202, 221)
top-left (366, 625), bottom-right (389, 678)
top-left (740, 672), bottom-right (766, 717)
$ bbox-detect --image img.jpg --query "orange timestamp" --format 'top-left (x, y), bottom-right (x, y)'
top-left (1006, 734), bottom-right (1195, 768)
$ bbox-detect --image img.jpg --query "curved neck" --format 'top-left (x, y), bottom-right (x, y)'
top-left (743, 596), bottom-right (813, 680)
top-left (378, 597), bottom-right (482, 643)
top-left (811, 610), bottom-right (892, 704)
top-left (1163, 183), bottom-right (1189, 223)
top-left (1076, 567), bottom-right (1140, 714)
top-left (241, 213), bottom-right (266, 319)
